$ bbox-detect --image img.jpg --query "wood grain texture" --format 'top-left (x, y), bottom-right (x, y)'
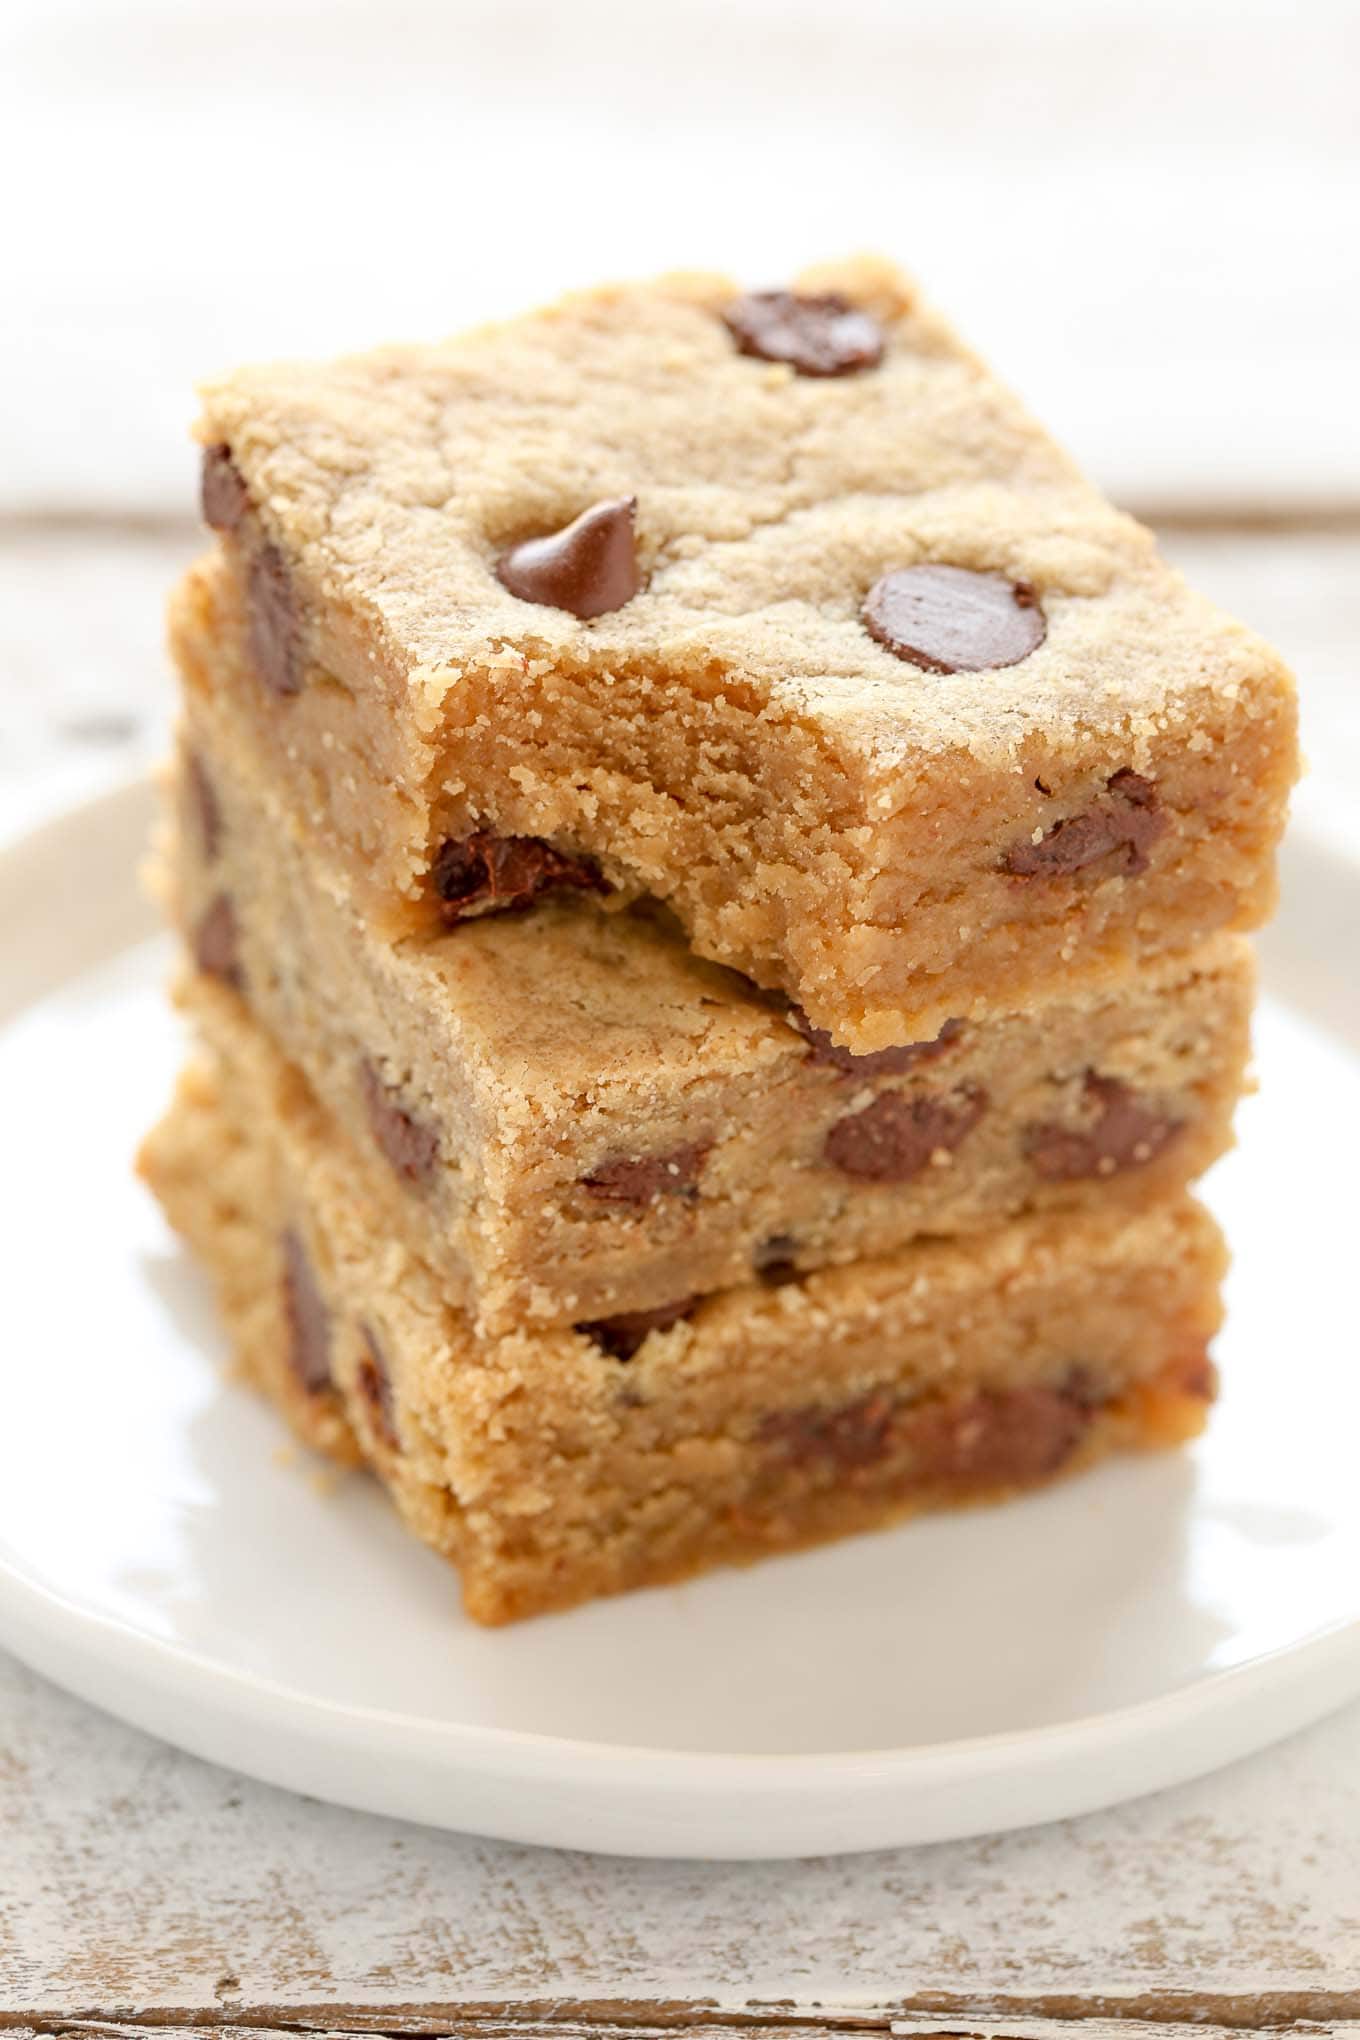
top-left (2, 523), bottom-right (1358, 2024)
top-left (2, 1649), bottom-right (1358, 2015)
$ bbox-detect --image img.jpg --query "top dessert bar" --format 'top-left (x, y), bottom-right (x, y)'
top-left (193, 256), bottom-right (1297, 1049)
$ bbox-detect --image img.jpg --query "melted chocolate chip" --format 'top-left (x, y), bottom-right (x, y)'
top-left (432, 831), bottom-right (607, 924)
top-left (577, 1298), bottom-right (697, 1361)
top-left (355, 1325), bottom-right (399, 1450)
top-left (762, 1382), bottom-right (1092, 1485)
top-left (790, 1009), bottom-right (963, 1076)
top-left (823, 1084), bottom-right (987, 1182)
top-left (902, 1386), bottom-right (1090, 1485)
top-left (496, 497), bottom-right (640, 618)
top-left (761, 1390), bottom-right (895, 1471)
top-left (754, 1233), bottom-right (802, 1286)
top-left (200, 444), bottom-right (249, 532)
top-left (1024, 1072), bottom-right (1183, 1181)
top-left (358, 1059), bottom-right (439, 1185)
top-left (247, 541), bottom-right (301, 697)
top-left (863, 565), bottom-right (1046, 673)
top-left (281, 1229), bottom-right (331, 1392)
top-left (723, 291), bottom-right (884, 377)
top-left (580, 1142), bottom-right (710, 1205)
top-left (193, 893), bottom-right (243, 989)
top-left (1002, 768), bottom-right (1165, 879)
top-left (185, 751), bottom-right (223, 861)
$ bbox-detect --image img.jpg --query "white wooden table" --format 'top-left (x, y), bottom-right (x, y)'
top-left (2, 519), bottom-right (1358, 2032)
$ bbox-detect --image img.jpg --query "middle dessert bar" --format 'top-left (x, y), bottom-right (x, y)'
top-left (167, 694), bottom-right (1253, 1334)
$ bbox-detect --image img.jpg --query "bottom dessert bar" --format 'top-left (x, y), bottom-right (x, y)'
top-left (140, 991), bottom-right (1227, 1626)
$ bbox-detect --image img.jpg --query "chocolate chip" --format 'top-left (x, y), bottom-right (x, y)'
top-left (761, 1382), bottom-right (1092, 1485)
top-left (723, 291), bottom-right (884, 377)
top-left (247, 541), bottom-right (301, 697)
top-left (1170, 1346), bottom-right (1216, 1401)
top-left (579, 1142), bottom-right (711, 1206)
top-left (754, 1234), bottom-right (802, 1286)
top-left (761, 1391), bottom-right (895, 1470)
top-left (823, 1084), bottom-right (986, 1182)
top-left (193, 893), bottom-right (243, 989)
top-left (185, 751), bottom-right (223, 861)
top-left (577, 1298), bottom-right (697, 1361)
top-left (358, 1059), bottom-right (439, 1185)
top-left (355, 1324), bottom-right (399, 1451)
top-left (496, 497), bottom-right (640, 619)
top-left (200, 444), bottom-right (249, 532)
top-left (902, 1386), bottom-right (1090, 1486)
top-left (1024, 1072), bottom-right (1183, 1181)
top-left (1002, 768), bottom-right (1165, 879)
top-left (433, 831), bottom-right (607, 924)
top-left (863, 565), bottom-right (1046, 673)
top-left (790, 1009), bottom-right (963, 1076)
top-left (281, 1229), bottom-right (331, 1393)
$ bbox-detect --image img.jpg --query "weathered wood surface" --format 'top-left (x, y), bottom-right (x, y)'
top-left (2, 523), bottom-right (1358, 2028)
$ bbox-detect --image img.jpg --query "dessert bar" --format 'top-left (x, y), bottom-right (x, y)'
top-left (186, 256), bottom-right (1297, 1048)
top-left (140, 988), bottom-right (1226, 1625)
top-left (167, 711), bottom-right (1253, 1332)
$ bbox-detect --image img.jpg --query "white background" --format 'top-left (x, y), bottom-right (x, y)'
top-left (2, 0), bottom-right (1358, 516)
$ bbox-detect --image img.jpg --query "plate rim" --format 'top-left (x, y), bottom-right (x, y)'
top-left (4, 773), bottom-right (1359, 1856)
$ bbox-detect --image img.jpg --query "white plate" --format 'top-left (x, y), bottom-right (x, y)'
top-left (3, 781), bottom-right (1359, 1859)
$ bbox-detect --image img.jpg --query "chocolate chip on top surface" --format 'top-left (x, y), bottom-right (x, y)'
top-left (863, 565), bottom-right (1047, 674)
top-left (496, 497), bottom-right (640, 619)
top-left (723, 290), bottom-right (884, 377)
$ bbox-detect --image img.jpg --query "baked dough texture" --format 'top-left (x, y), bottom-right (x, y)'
top-left (188, 257), bottom-right (1297, 1049)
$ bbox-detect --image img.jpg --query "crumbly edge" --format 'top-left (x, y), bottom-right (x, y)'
top-left (171, 544), bottom-right (1295, 1046)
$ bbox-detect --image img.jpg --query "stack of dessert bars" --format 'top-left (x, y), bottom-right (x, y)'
top-left (141, 260), bottom-right (1297, 1625)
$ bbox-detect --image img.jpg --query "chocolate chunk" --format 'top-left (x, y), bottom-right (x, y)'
top-left (355, 1325), bottom-right (399, 1451)
top-left (580, 1142), bottom-right (710, 1205)
top-left (863, 565), bottom-right (1046, 673)
top-left (281, 1229), bottom-right (331, 1393)
top-left (754, 1233), bottom-right (802, 1286)
top-left (578, 1298), bottom-right (697, 1361)
top-left (496, 497), bottom-right (640, 619)
top-left (200, 444), bottom-right (249, 532)
top-left (358, 1059), bottom-right (439, 1185)
top-left (433, 831), bottom-right (607, 924)
top-left (790, 1009), bottom-right (963, 1076)
top-left (762, 1390), bottom-right (895, 1470)
top-left (247, 541), bottom-right (302, 697)
top-left (1002, 768), bottom-right (1165, 879)
top-left (723, 291), bottom-right (884, 377)
top-left (193, 893), bottom-right (243, 989)
top-left (185, 751), bottom-right (223, 861)
top-left (1024, 1072), bottom-right (1183, 1182)
top-left (823, 1084), bottom-right (986, 1182)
